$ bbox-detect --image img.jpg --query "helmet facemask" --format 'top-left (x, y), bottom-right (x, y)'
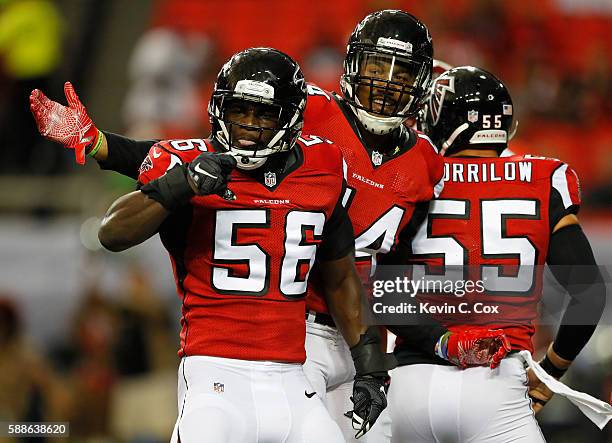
top-left (209, 85), bottom-right (304, 170)
top-left (342, 43), bottom-right (432, 135)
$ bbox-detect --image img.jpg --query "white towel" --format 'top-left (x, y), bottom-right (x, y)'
top-left (519, 350), bottom-right (612, 430)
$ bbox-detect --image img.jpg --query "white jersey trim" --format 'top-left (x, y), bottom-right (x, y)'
top-left (433, 175), bottom-right (445, 198)
top-left (417, 133), bottom-right (439, 154)
top-left (551, 164), bottom-right (573, 209)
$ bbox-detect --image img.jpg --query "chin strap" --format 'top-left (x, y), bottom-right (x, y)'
top-left (233, 154), bottom-right (268, 170)
top-left (353, 106), bottom-right (403, 135)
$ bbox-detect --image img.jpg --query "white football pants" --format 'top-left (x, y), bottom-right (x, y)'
top-left (388, 354), bottom-right (545, 442)
top-left (304, 320), bottom-right (391, 443)
top-left (170, 355), bottom-right (344, 443)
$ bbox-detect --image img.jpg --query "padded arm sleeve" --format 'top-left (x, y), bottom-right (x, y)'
top-left (98, 131), bottom-right (159, 179)
top-left (547, 224), bottom-right (606, 361)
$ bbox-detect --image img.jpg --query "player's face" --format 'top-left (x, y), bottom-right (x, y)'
top-left (356, 53), bottom-right (416, 115)
top-left (224, 100), bottom-right (281, 149)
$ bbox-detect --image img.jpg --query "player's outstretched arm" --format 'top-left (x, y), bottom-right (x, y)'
top-left (527, 214), bottom-right (606, 413)
top-left (30, 82), bottom-right (156, 177)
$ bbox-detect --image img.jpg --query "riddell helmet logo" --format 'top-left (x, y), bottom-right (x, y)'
top-left (429, 75), bottom-right (455, 126)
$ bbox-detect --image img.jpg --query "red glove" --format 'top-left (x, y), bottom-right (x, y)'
top-left (437, 329), bottom-right (511, 369)
top-left (29, 81), bottom-right (99, 165)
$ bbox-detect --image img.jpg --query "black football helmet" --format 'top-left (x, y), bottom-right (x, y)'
top-left (424, 66), bottom-right (514, 156)
top-left (341, 10), bottom-right (433, 135)
top-left (208, 48), bottom-right (307, 169)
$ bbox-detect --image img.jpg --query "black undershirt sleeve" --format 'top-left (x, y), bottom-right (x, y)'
top-left (317, 181), bottom-right (355, 262)
top-left (549, 186), bottom-right (580, 230)
top-left (379, 200), bottom-right (449, 360)
top-left (547, 224), bottom-right (606, 361)
top-left (379, 200), bottom-right (430, 266)
top-left (388, 323), bottom-right (448, 360)
top-left (97, 131), bottom-right (159, 179)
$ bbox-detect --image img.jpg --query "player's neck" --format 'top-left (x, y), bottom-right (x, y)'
top-left (449, 148), bottom-right (499, 158)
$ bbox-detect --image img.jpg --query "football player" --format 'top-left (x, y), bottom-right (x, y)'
top-left (388, 66), bottom-right (606, 442)
top-left (64, 48), bottom-right (401, 443)
top-left (30, 11), bottom-right (510, 441)
top-left (301, 12), bottom-right (508, 440)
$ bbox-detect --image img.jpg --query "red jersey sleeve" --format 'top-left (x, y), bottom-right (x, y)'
top-left (137, 143), bottom-right (178, 185)
top-left (136, 139), bottom-right (208, 185)
top-left (549, 162), bottom-right (581, 229)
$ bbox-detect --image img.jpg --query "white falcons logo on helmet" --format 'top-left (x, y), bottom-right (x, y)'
top-left (429, 75), bottom-right (455, 126)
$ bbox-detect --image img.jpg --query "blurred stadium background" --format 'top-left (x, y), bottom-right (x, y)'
top-left (0, 0), bottom-right (611, 442)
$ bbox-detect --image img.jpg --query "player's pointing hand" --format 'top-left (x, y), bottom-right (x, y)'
top-left (187, 152), bottom-right (237, 199)
top-left (141, 151), bottom-right (237, 212)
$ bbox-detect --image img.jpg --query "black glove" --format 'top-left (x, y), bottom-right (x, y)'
top-left (187, 152), bottom-right (237, 198)
top-left (345, 327), bottom-right (396, 439)
top-left (346, 375), bottom-right (390, 439)
top-left (141, 152), bottom-right (237, 211)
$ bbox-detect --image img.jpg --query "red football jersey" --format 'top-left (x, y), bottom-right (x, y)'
top-left (302, 83), bottom-right (445, 313)
top-left (409, 154), bottom-right (581, 352)
top-left (138, 137), bottom-right (350, 363)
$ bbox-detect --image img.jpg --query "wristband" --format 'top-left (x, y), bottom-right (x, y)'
top-left (539, 355), bottom-right (568, 379)
top-left (86, 130), bottom-right (103, 157)
top-left (434, 331), bottom-right (451, 360)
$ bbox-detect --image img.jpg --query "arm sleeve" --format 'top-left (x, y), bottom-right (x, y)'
top-left (317, 180), bottom-right (355, 262)
top-left (379, 200), bottom-right (448, 357)
top-left (549, 163), bottom-right (581, 229)
top-left (97, 131), bottom-right (159, 179)
top-left (387, 322), bottom-right (448, 358)
top-left (379, 200), bottom-right (430, 266)
top-left (546, 224), bottom-right (606, 361)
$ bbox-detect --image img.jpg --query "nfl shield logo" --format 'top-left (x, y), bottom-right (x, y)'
top-left (467, 110), bottom-right (479, 123)
top-left (213, 382), bottom-right (224, 393)
top-left (264, 171), bottom-right (276, 188)
top-left (371, 151), bottom-right (383, 166)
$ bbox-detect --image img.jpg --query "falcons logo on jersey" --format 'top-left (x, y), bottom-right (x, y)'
top-left (429, 74), bottom-right (455, 126)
